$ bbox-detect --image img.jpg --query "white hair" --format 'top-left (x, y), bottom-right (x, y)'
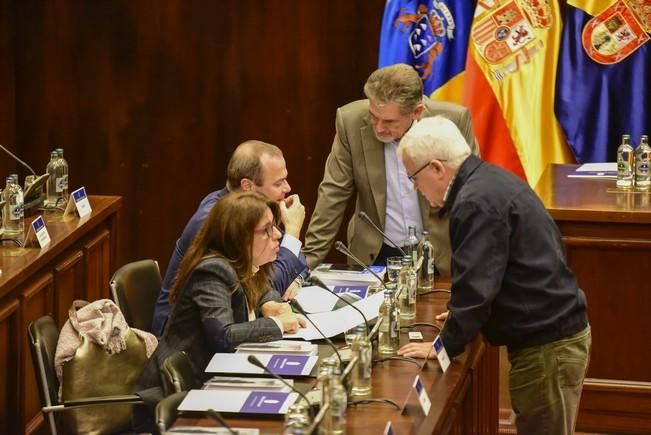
top-left (397, 116), bottom-right (471, 169)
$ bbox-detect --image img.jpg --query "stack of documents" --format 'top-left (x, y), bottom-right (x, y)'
top-left (178, 388), bottom-right (298, 416)
top-left (205, 353), bottom-right (318, 377)
top-left (310, 263), bottom-right (385, 286)
top-left (567, 162), bottom-right (617, 178)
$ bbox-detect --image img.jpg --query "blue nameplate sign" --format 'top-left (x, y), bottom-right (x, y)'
top-left (333, 285), bottom-right (369, 298)
top-left (266, 355), bottom-right (310, 376)
top-left (240, 391), bottom-right (290, 414)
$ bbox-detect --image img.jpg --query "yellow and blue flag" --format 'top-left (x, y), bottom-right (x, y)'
top-left (378, 0), bottom-right (474, 103)
top-left (555, 0), bottom-right (650, 162)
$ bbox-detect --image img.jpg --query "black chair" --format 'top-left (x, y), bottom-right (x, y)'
top-left (155, 391), bottom-right (188, 432)
top-left (110, 259), bottom-right (161, 332)
top-left (28, 314), bottom-right (144, 435)
top-left (161, 351), bottom-right (199, 396)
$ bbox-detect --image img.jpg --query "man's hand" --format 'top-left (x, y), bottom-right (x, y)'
top-left (397, 342), bottom-right (435, 359)
top-left (435, 310), bottom-right (449, 321)
top-left (261, 301), bottom-right (291, 317)
top-left (282, 279), bottom-right (302, 301)
top-left (276, 311), bottom-right (307, 333)
top-left (280, 194), bottom-right (305, 238)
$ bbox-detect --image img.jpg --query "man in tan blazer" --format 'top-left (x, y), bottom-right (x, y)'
top-left (303, 64), bottom-right (479, 276)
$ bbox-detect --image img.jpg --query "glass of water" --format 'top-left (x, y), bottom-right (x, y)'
top-left (387, 256), bottom-right (403, 284)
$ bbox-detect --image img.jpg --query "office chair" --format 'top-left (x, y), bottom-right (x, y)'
top-left (155, 391), bottom-right (188, 432)
top-left (110, 259), bottom-right (161, 332)
top-left (161, 351), bottom-right (199, 395)
top-left (28, 314), bottom-right (145, 435)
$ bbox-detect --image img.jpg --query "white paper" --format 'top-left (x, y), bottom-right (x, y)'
top-left (293, 285), bottom-right (339, 313)
top-left (204, 353), bottom-right (318, 376)
top-left (236, 340), bottom-right (317, 355)
top-left (284, 292), bottom-right (384, 340)
top-left (178, 389), bottom-right (297, 413)
top-left (568, 162), bottom-right (617, 178)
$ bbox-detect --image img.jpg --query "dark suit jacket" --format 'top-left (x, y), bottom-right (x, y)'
top-left (152, 186), bottom-right (308, 336)
top-left (134, 256), bottom-right (283, 424)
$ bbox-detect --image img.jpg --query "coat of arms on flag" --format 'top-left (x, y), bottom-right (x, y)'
top-left (582, 0), bottom-right (650, 64)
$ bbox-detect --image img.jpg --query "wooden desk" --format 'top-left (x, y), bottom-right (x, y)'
top-left (535, 165), bottom-right (651, 434)
top-left (175, 291), bottom-right (499, 434)
top-left (0, 196), bottom-right (121, 435)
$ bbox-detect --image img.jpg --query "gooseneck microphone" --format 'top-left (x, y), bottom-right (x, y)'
top-left (334, 241), bottom-right (385, 285)
top-left (205, 408), bottom-right (238, 435)
top-left (308, 275), bottom-right (370, 336)
top-left (288, 300), bottom-right (343, 369)
top-left (358, 211), bottom-right (406, 256)
top-left (0, 144), bottom-right (37, 175)
top-left (246, 354), bottom-right (315, 420)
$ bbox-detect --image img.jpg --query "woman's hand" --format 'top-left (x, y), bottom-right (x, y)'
top-left (282, 279), bottom-right (302, 301)
top-left (276, 311), bottom-right (306, 333)
top-left (397, 342), bottom-right (435, 359)
top-left (261, 301), bottom-right (291, 317)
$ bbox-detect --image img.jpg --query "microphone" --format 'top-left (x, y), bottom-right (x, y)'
top-left (334, 241), bottom-right (385, 285)
top-left (308, 275), bottom-right (370, 336)
top-left (0, 144), bottom-right (36, 175)
top-left (288, 300), bottom-right (344, 369)
top-left (246, 354), bottom-right (315, 420)
top-left (358, 211), bottom-right (406, 256)
top-left (205, 408), bottom-right (237, 435)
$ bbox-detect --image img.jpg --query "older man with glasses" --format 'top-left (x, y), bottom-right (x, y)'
top-left (303, 63), bottom-right (480, 271)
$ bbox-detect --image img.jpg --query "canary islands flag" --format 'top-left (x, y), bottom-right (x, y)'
top-left (555, 0), bottom-right (650, 163)
top-left (379, 0), bottom-right (474, 103)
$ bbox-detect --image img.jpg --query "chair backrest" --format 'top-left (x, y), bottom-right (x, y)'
top-left (161, 351), bottom-right (198, 395)
top-left (28, 315), bottom-right (61, 432)
top-left (156, 391), bottom-right (187, 432)
top-left (110, 259), bottom-right (161, 332)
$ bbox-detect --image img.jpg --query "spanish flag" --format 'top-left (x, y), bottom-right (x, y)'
top-left (463, 0), bottom-right (575, 185)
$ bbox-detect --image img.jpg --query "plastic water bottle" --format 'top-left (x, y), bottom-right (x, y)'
top-left (350, 325), bottom-right (372, 397)
top-left (3, 175), bottom-right (24, 236)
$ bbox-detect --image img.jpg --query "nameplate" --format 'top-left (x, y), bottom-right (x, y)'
top-left (333, 285), bottom-right (369, 298)
top-left (64, 186), bottom-right (92, 218)
top-left (31, 215), bottom-right (51, 248)
top-left (432, 335), bottom-right (450, 372)
top-left (413, 375), bottom-right (431, 415)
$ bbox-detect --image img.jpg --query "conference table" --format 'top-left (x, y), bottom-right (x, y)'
top-left (173, 288), bottom-right (499, 434)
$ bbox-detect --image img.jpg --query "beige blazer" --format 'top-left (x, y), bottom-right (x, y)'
top-left (303, 97), bottom-right (479, 276)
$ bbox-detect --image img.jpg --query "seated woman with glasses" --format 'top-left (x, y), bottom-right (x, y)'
top-left (133, 192), bottom-right (305, 429)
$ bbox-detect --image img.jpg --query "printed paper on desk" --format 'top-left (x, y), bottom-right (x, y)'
top-left (205, 353), bottom-right (318, 376)
top-left (178, 388), bottom-right (297, 415)
top-left (284, 291), bottom-right (384, 340)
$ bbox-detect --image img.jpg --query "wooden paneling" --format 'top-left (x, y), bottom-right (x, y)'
top-left (0, 299), bottom-right (20, 435)
top-left (83, 229), bottom-right (111, 302)
top-left (0, 0), bottom-right (17, 178)
top-left (535, 165), bottom-right (651, 433)
top-left (20, 274), bottom-right (53, 435)
top-left (53, 251), bottom-right (84, 327)
top-left (6, 0), bottom-right (384, 274)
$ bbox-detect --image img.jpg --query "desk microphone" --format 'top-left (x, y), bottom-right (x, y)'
top-left (358, 211), bottom-right (406, 256)
top-left (334, 241), bottom-right (385, 285)
top-left (0, 144), bottom-right (37, 175)
top-left (205, 408), bottom-right (238, 435)
top-left (246, 354), bottom-right (315, 420)
top-left (308, 275), bottom-right (370, 336)
top-left (288, 300), bottom-right (343, 369)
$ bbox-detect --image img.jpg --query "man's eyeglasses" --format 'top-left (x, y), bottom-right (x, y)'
top-left (407, 159), bottom-right (446, 183)
top-left (255, 224), bottom-right (281, 238)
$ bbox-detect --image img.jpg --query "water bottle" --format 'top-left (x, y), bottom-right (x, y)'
top-left (378, 286), bottom-right (399, 356)
top-left (617, 134), bottom-right (634, 189)
top-left (635, 134), bottom-right (650, 190)
top-left (403, 225), bottom-right (419, 263)
top-left (3, 175), bottom-right (24, 236)
top-left (398, 256), bottom-right (417, 320)
top-left (417, 230), bottom-right (435, 292)
top-left (46, 150), bottom-right (59, 206)
top-left (350, 325), bottom-right (372, 398)
top-left (283, 403), bottom-right (311, 434)
top-left (318, 357), bottom-right (347, 435)
top-left (55, 148), bottom-right (69, 202)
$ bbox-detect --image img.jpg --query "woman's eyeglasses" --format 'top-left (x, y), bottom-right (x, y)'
top-left (254, 224), bottom-right (281, 238)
